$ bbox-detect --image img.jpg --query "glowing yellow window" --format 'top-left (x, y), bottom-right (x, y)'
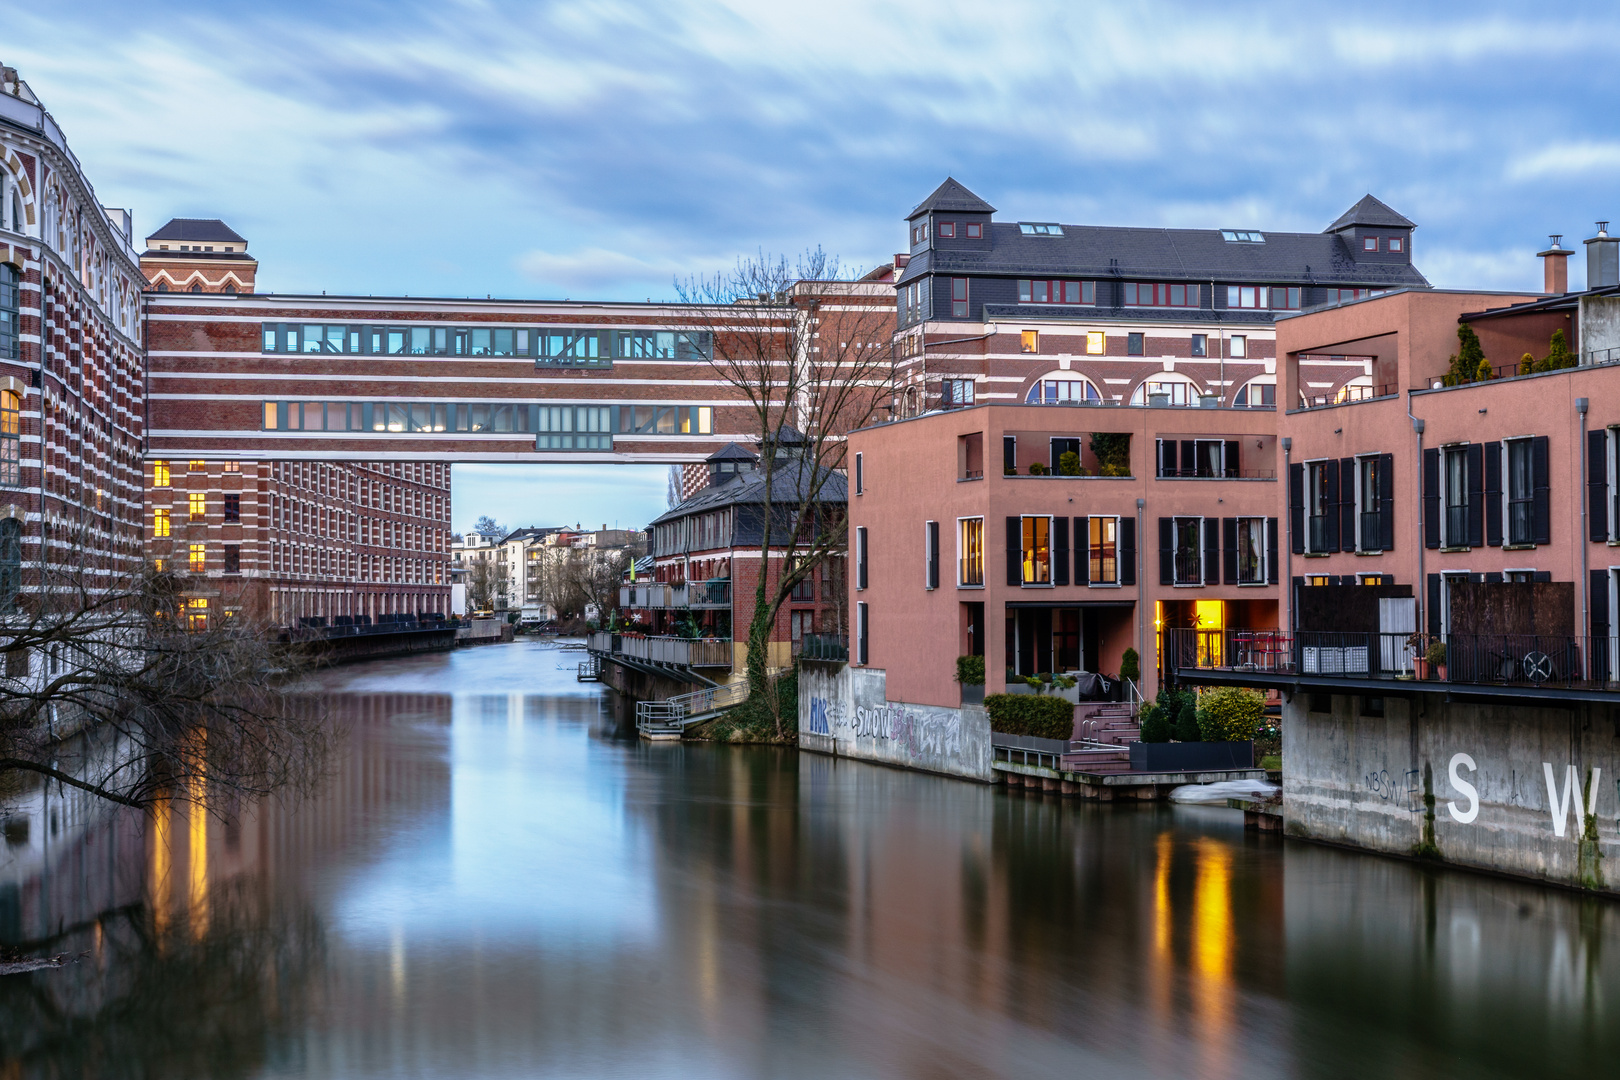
top-left (153, 558), bottom-right (165, 572)
top-left (188, 544), bottom-right (206, 572)
top-left (187, 596), bottom-right (208, 630)
top-left (222, 461), bottom-right (240, 473)
top-left (1020, 330), bottom-right (1039, 354)
top-left (152, 460), bottom-right (170, 488)
top-left (188, 492), bottom-right (206, 520)
top-left (153, 508), bottom-right (171, 537)
top-left (188, 460), bottom-right (206, 472)
top-left (1020, 515), bottom-right (1051, 585)
top-left (1086, 332), bottom-right (1105, 355)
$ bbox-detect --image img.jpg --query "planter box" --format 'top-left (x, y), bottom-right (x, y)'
top-left (1130, 740), bottom-right (1254, 772)
top-left (992, 733), bottom-right (1069, 756)
top-left (960, 683), bottom-right (985, 706)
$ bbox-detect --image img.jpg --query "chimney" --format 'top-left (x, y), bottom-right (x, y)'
top-left (1538, 235), bottom-right (1570, 294)
top-left (1586, 222), bottom-right (1619, 290)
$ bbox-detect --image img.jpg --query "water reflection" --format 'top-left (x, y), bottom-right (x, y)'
top-left (0, 641), bottom-right (1618, 1078)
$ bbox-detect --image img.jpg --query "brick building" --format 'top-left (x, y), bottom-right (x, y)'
top-left (140, 218), bottom-right (257, 294)
top-left (0, 68), bottom-right (146, 607)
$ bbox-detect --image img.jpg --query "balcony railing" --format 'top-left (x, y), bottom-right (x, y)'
top-left (594, 633), bottom-right (732, 667)
top-left (619, 579), bottom-right (732, 609)
top-left (1156, 467), bottom-right (1277, 480)
top-left (1358, 511), bottom-right (1382, 550)
top-left (1508, 500), bottom-right (1534, 546)
top-left (1445, 504), bottom-right (1468, 546)
top-left (1172, 550), bottom-right (1202, 585)
top-left (1299, 383), bottom-right (1398, 409)
top-left (799, 633), bottom-right (849, 662)
top-left (1307, 515), bottom-right (1329, 552)
top-left (1167, 628), bottom-right (1616, 690)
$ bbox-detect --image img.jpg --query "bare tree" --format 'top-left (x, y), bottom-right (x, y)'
top-left (0, 539), bottom-right (327, 815)
top-left (466, 559), bottom-right (498, 612)
top-left (675, 250), bottom-right (895, 705)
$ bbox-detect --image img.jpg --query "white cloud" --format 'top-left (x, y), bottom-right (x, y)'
top-left (1507, 141), bottom-right (1620, 183)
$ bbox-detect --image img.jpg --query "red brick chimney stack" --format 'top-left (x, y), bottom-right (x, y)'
top-left (1538, 234), bottom-right (1569, 295)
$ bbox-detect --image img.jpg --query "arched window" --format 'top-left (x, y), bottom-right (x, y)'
top-left (1025, 374), bottom-right (1101, 404)
top-left (156, 280), bottom-right (168, 292)
top-left (0, 169), bottom-right (8, 231)
top-left (0, 390), bottom-right (18, 486)
top-left (9, 188), bottom-right (18, 235)
top-left (223, 281), bottom-right (237, 295)
top-left (0, 263), bottom-right (16, 360)
top-left (189, 282), bottom-right (203, 293)
top-left (1234, 376), bottom-right (1276, 408)
top-left (1333, 375), bottom-right (1375, 404)
top-left (1129, 373), bottom-right (1200, 405)
top-left (0, 518), bottom-right (20, 611)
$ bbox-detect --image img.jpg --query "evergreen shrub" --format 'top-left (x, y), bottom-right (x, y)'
top-left (985, 694), bottom-right (1074, 740)
top-left (1195, 685), bottom-right (1264, 742)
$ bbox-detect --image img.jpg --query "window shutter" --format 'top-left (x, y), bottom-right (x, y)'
top-left (1423, 448), bottom-right (1440, 549)
top-left (1483, 441), bottom-right (1502, 547)
top-left (1378, 453), bottom-right (1395, 552)
top-left (1053, 516), bottom-right (1069, 586)
top-left (1466, 443), bottom-right (1485, 547)
top-left (1532, 570), bottom-right (1551, 583)
top-left (1003, 436), bottom-right (1017, 475)
top-left (857, 602), bottom-right (869, 665)
top-left (1223, 518), bottom-right (1238, 584)
top-left (1076, 517), bottom-right (1090, 584)
top-left (1266, 518), bottom-right (1279, 584)
top-left (1323, 461), bottom-right (1340, 552)
top-left (855, 452), bottom-right (863, 495)
top-left (1339, 458), bottom-right (1356, 551)
top-left (1484, 572), bottom-right (1502, 584)
top-left (856, 526), bottom-right (868, 590)
top-left (1426, 574), bottom-right (1441, 637)
top-left (1157, 438), bottom-right (1174, 478)
top-left (1289, 462), bottom-right (1305, 555)
top-left (1224, 440), bottom-right (1240, 478)
top-left (926, 520), bottom-right (939, 590)
top-left (1531, 435), bottom-right (1550, 544)
top-left (1203, 517), bottom-right (1219, 585)
top-left (1593, 570), bottom-right (1612, 683)
top-left (1180, 441), bottom-right (1195, 476)
top-left (1158, 517), bottom-right (1173, 585)
top-left (1119, 517), bottom-right (1136, 586)
top-left (1589, 430), bottom-right (1610, 542)
top-left (1006, 517), bottom-right (1021, 586)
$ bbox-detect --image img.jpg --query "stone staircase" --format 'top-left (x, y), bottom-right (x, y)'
top-left (1062, 703), bottom-right (1140, 773)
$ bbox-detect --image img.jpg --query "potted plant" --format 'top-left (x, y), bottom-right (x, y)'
top-left (1425, 638), bottom-right (1448, 681)
top-left (956, 654), bottom-right (986, 705)
top-left (1408, 632), bottom-right (1430, 680)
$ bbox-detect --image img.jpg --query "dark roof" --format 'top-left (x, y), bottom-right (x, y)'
top-left (706, 442), bottom-right (759, 463)
top-left (648, 463), bottom-right (847, 528)
top-left (1326, 195), bottom-right (1415, 232)
top-left (896, 221), bottom-right (1430, 289)
top-left (500, 526), bottom-right (563, 543)
top-left (909, 178), bottom-right (996, 219)
top-left (146, 218), bottom-right (247, 244)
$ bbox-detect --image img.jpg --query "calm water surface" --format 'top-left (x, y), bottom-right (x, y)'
top-left (3, 640), bottom-right (1619, 1078)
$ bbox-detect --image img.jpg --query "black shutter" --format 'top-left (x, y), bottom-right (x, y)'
top-left (1157, 438), bottom-right (1173, 478)
top-left (926, 520), bottom-right (939, 590)
top-left (1004, 436), bottom-right (1017, 475)
top-left (1181, 440), bottom-right (1195, 477)
top-left (1323, 461), bottom-right (1340, 552)
top-left (1266, 517), bottom-right (1279, 584)
top-left (1485, 572), bottom-right (1503, 584)
top-left (1223, 518), bottom-right (1239, 584)
top-left (1075, 517), bottom-right (1089, 585)
top-left (857, 603), bottom-right (869, 665)
top-left (1119, 517), bottom-right (1136, 586)
top-left (1532, 570), bottom-right (1551, 583)
top-left (1203, 517), bottom-right (1219, 584)
top-left (1339, 458), bottom-right (1356, 551)
top-left (1466, 443), bottom-right (1484, 547)
top-left (1532, 435), bottom-right (1550, 544)
top-left (1224, 440), bottom-right (1240, 478)
top-left (857, 527), bottom-right (868, 590)
top-left (1423, 448), bottom-right (1440, 549)
top-left (1006, 517), bottom-right (1021, 586)
top-left (1158, 517), bottom-right (1173, 585)
top-left (1593, 570), bottom-right (1611, 683)
top-left (1378, 453), bottom-right (1395, 552)
top-left (1291, 576), bottom-right (1304, 629)
top-left (1053, 516), bottom-right (1069, 586)
top-left (855, 452), bottom-right (863, 495)
top-left (1483, 441), bottom-right (1502, 547)
top-left (1427, 574), bottom-right (1441, 637)
top-left (1289, 462), bottom-right (1305, 554)
top-left (1589, 430), bottom-right (1609, 542)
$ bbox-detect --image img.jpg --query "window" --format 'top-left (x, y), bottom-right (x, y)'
top-left (1268, 287), bottom-right (1302, 309)
top-left (1234, 379), bottom-right (1275, 407)
top-left (188, 544), bottom-right (206, 573)
top-left (1173, 517), bottom-right (1203, 585)
top-left (1086, 332), bottom-right (1105, 355)
top-left (152, 461), bottom-right (170, 488)
top-left (153, 508), bottom-right (171, 537)
top-left (942, 379), bottom-right (975, 407)
top-left (1021, 331), bottom-right (1039, 354)
top-left (1018, 223), bottom-right (1063, 236)
top-left (1363, 237), bottom-right (1379, 251)
top-left (854, 452), bottom-right (863, 495)
top-left (0, 390), bottom-right (18, 485)
top-left (1236, 517), bottom-right (1266, 584)
top-left (224, 493), bottom-right (240, 522)
top-left (187, 596), bottom-right (208, 631)
top-left (950, 277), bottom-right (969, 317)
top-left (1326, 288), bottom-right (1383, 304)
top-left (1021, 516), bottom-right (1051, 585)
top-left (1306, 461), bottom-right (1331, 552)
top-left (1024, 376), bottom-right (1100, 404)
top-left (1191, 334), bottom-right (1207, 357)
top-left (1127, 332), bottom-right (1144, 356)
top-left (966, 223), bottom-right (982, 239)
top-left (188, 492), bottom-right (206, 521)
top-left (1089, 516), bottom-right (1118, 585)
top-left (223, 461), bottom-right (240, 473)
top-left (924, 520), bottom-right (939, 589)
top-left (856, 602), bottom-right (869, 664)
top-left (938, 222), bottom-right (955, 238)
top-left (1444, 445), bottom-right (1469, 547)
top-left (0, 264), bottom-right (17, 360)
top-left (911, 222), bottom-right (928, 244)
top-left (1357, 455), bottom-right (1384, 552)
top-left (856, 526), bottom-right (868, 589)
top-left (1018, 279), bottom-right (1094, 305)
top-left (1124, 283), bottom-right (1199, 307)
top-left (224, 545), bottom-right (240, 574)
top-left (1003, 435), bottom-right (1016, 475)
top-left (959, 518), bottom-right (984, 586)
top-left (0, 518), bottom-right (18, 611)
top-left (1132, 377), bottom-right (1197, 406)
top-left (1389, 237), bottom-right (1404, 253)
top-left (1221, 230), bottom-right (1265, 243)
top-left (1506, 438), bottom-right (1534, 546)
top-left (188, 460), bottom-right (206, 472)
top-left (1229, 335), bottom-right (1246, 358)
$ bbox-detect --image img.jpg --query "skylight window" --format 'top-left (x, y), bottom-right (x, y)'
top-left (1221, 230), bottom-right (1266, 243)
top-left (1018, 223), bottom-right (1064, 236)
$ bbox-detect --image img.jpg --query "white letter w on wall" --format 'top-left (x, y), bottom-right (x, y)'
top-left (1543, 763), bottom-right (1602, 838)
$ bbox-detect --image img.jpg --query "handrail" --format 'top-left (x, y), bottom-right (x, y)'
top-left (636, 680), bottom-right (750, 731)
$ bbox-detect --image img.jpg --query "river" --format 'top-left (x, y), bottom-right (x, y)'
top-left (1, 639), bottom-right (1618, 1078)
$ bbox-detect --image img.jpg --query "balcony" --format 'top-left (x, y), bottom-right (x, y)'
top-left (589, 631), bottom-right (732, 668)
top-left (799, 633), bottom-right (849, 662)
top-left (619, 579), bottom-right (732, 609)
top-left (1298, 382), bottom-right (1398, 410)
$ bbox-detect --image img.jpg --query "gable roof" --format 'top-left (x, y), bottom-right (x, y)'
top-left (648, 463), bottom-right (847, 528)
top-left (909, 177), bottom-right (996, 219)
top-left (146, 218), bottom-right (247, 244)
top-left (1326, 195), bottom-right (1416, 232)
top-left (706, 442), bottom-right (759, 463)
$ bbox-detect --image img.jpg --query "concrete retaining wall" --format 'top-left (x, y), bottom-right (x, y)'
top-left (1285, 690), bottom-right (1620, 893)
top-left (798, 661), bottom-right (993, 782)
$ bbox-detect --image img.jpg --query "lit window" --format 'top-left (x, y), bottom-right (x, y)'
top-left (153, 558), bottom-right (165, 572)
top-left (222, 461), bottom-right (240, 473)
top-left (1089, 516), bottom-right (1118, 585)
top-left (1086, 332), bottom-right (1105, 355)
top-left (0, 390), bottom-right (18, 486)
top-left (152, 461), bottom-right (170, 487)
top-left (1021, 516), bottom-right (1051, 585)
top-left (153, 508), bottom-right (170, 537)
top-left (188, 460), bottom-right (205, 472)
top-left (187, 596), bottom-right (208, 630)
top-left (1021, 331), bottom-right (1039, 354)
top-left (188, 544), bottom-right (206, 572)
top-left (959, 518), bottom-right (984, 586)
top-left (189, 492), bottom-right (205, 521)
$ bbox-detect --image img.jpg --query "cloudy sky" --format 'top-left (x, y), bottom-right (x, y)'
top-left (10, 1), bottom-right (1616, 531)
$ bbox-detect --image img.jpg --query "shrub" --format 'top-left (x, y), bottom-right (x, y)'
top-left (1196, 685), bottom-right (1264, 742)
top-left (1548, 328), bottom-right (1573, 370)
top-left (1119, 647), bottom-right (1140, 681)
top-left (1138, 704), bottom-right (1171, 743)
top-left (1475, 357), bottom-right (1494, 382)
top-left (1448, 324), bottom-right (1485, 384)
top-left (1100, 463), bottom-right (1131, 477)
top-left (1425, 639), bottom-right (1448, 665)
top-left (1029, 461), bottom-right (1049, 475)
top-left (1089, 432), bottom-right (1131, 473)
top-left (956, 654), bottom-right (985, 685)
top-left (985, 694), bottom-right (1074, 740)
top-left (1173, 699), bottom-right (1201, 742)
top-left (1519, 352), bottom-right (1535, 376)
top-left (1057, 450), bottom-right (1082, 476)
top-left (1004, 463), bottom-right (1017, 475)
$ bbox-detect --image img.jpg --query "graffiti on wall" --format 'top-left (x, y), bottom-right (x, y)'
top-left (808, 695), bottom-right (963, 761)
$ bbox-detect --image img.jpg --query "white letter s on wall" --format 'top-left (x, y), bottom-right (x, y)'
top-left (1448, 753), bottom-right (1479, 824)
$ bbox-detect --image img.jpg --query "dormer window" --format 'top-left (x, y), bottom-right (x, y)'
top-left (1018, 223), bottom-right (1063, 236)
top-left (1389, 237), bottom-right (1404, 253)
top-left (1363, 237), bottom-right (1378, 251)
top-left (938, 222), bottom-right (955, 238)
top-left (1221, 230), bottom-right (1265, 243)
top-left (911, 222), bottom-right (929, 244)
top-left (966, 223), bottom-right (982, 239)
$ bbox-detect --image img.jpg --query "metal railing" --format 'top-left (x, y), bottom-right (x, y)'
top-left (618, 634), bottom-right (732, 667)
top-left (799, 633), bottom-right (849, 662)
top-left (1299, 383), bottom-right (1398, 409)
top-left (1168, 628), bottom-right (1617, 690)
top-left (1173, 550), bottom-right (1202, 585)
top-left (1156, 467), bottom-right (1277, 480)
top-left (619, 579), bottom-right (732, 609)
top-left (1359, 511), bottom-right (1382, 550)
top-left (1445, 505), bottom-right (1468, 546)
top-left (1508, 501), bottom-right (1534, 546)
top-left (1307, 515), bottom-right (1329, 552)
top-left (637, 680), bottom-right (750, 734)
